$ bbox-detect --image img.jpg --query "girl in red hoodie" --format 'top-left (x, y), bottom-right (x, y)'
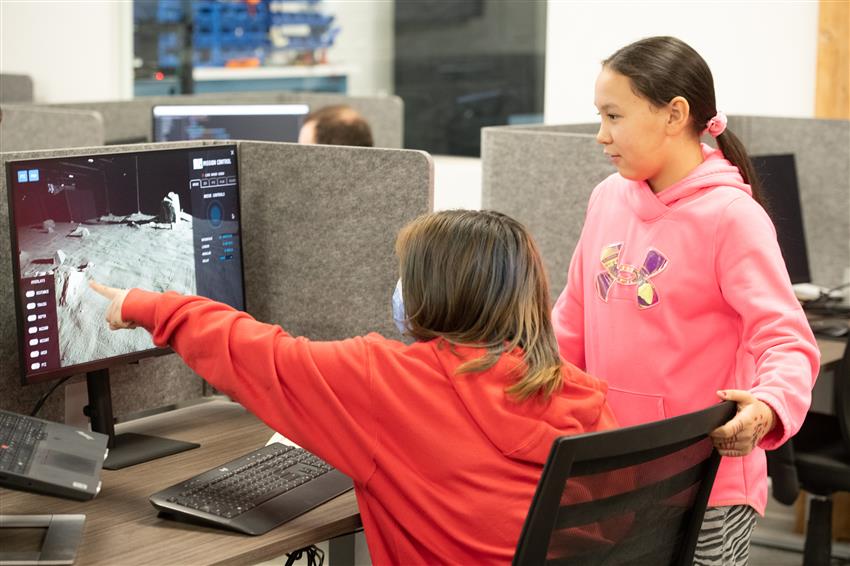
top-left (91, 209), bottom-right (617, 565)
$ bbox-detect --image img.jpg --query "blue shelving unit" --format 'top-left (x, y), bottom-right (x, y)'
top-left (143, 0), bottom-right (338, 69)
top-left (135, 0), bottom-right (345, 94)
top-left (192, 0), bottom-right (271, 66)
top-left (150, 0), bottom-right (271, 68)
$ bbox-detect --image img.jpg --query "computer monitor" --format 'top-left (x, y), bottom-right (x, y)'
top-left (152, 104), bottom-right (310, 143)
top-left (6, 145), bottom-right (245, 468)
top-left (751, 153), bottom-right (811, 284)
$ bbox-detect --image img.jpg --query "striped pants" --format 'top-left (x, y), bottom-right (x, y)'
top-left (693, 505), bottom-right (758, 565)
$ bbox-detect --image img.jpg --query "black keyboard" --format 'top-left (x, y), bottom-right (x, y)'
top-left (149, 443), bottom-right (353, 535)
top-left (0, 411), bottom-right (46, 474)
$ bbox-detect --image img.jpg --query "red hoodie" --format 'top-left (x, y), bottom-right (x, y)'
top-left (123, 289), bottom-right (617, 565)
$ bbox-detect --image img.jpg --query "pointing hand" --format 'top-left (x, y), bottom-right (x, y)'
top-left (89, 280), bottom-right (136, 330)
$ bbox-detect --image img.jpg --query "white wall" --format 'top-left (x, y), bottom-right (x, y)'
top-left (0, 0), bottom-right (132, 103)
top-left (325, 1), bottom-right (394, 97)
top-left (432, 155), bottom-right (482, 211)
top-left (544, 1), bottom-right (819, 124)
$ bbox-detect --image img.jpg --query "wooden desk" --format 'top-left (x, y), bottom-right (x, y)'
top-left (0, 401), bottom-right (361, 565)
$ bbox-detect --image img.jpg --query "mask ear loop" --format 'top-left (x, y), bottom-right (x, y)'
top-left (392, 279), bottom-right (409, 335)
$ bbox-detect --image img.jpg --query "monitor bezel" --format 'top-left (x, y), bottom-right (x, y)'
top-left (6, 144), bottom-right (246, 386)
top-left (151, 103), bottom-right (310, 143)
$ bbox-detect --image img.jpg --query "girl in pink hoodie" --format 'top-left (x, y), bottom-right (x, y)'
top-left (552, 36), bottom-right (820, 565)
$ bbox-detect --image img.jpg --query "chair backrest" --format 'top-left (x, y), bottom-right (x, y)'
top-left (836, 336), bottom-right (850, 450)
top-left (765, 441), bottom-right (800, 505)
top-left (513, 401), bottom-right (736, 566)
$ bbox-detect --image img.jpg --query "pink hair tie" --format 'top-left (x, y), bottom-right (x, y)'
top-left (703, 111), bottom-right (727, 137)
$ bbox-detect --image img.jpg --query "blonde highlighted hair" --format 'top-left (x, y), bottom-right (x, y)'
top-left (394, 210), bottom-right (563, 400)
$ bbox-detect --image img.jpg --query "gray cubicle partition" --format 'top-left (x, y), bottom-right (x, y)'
top-left (49, 92), bottom-right (404, 149)
top-left (47, 99), bottom-right (154, 146)
top-left (727, 116), bottom-right (850, 289)
top-left (481, 125), bottom-right (614, 302)
top-left (0, 105), bottom-right (104, 151)
top-left (482, 117), bottom-right (850, 300)
top-left (238, 142), bottom-right (431, 337)
top-left (0, 74), bottom-right (34, 103)
top-left (0, 141), bottom-right (432, 422)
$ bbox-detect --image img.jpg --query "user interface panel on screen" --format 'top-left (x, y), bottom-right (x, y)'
top-left (7, 145), bottom-right (245, 382)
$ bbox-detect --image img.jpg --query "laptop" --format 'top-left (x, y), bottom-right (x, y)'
top-left (0, 409), bottom-right (109, 501)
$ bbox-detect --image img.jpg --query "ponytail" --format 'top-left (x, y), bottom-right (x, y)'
top-left (716, 129), bottom-right (764, 207)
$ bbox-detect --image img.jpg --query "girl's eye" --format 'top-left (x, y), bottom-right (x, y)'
top-left (608, 114), bottom-right (619, 120)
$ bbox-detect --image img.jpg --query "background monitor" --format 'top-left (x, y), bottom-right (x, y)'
top-left (153, 104), bottom-right (310, 143)
top-left (7, 145), bottom-right (245, 467)
top-left (751, 153), bottom-right (811, 285)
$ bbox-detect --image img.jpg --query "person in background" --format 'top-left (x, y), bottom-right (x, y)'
top-left (551, 35), bottom-right (820, 565)
top-left (298, 104), bottom-right (374, 147)
top-left (91, 209), bottom-right (617, 565)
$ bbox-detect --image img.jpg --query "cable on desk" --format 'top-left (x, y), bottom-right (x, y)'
top-left (30, 376), bottom-right (71, 417)
top-left (284, 544), bottom-right (325, 566)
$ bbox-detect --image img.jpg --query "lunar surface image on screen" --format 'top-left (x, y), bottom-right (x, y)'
top-left (14, 154), bottom-right (197, 368)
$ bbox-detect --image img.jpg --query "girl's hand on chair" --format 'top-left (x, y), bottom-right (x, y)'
top-left (709, 390), bottom-right (776, 457)
top-left (89, 280), bottom-right (136, 330)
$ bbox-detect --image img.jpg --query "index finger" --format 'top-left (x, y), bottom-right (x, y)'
top-left (89, 280), bottom-right (119, 300)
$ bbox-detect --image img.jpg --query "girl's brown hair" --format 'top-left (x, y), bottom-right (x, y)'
top-left (394, 210), bottom-right (563, 400)
top-left (603, 36), bottom-right (764, 205)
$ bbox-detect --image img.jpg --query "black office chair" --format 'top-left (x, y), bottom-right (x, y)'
top-left (789, 336), bottom-right (850, 566)
top-left (513, 401), bottom-right (736, 565)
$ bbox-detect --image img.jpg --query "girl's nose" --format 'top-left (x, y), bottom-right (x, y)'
top-left (596, 124), bottom-right (610, 145)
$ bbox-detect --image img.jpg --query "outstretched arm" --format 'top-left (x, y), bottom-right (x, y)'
top-left (88, 281), bottom-right (378, 481)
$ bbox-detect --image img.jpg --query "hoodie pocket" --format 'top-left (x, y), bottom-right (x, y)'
top-left (606, 386), bottom-right (666, 428)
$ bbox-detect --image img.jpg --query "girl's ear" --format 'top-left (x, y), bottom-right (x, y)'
top-left (666, 96), bottom-right (691, 135)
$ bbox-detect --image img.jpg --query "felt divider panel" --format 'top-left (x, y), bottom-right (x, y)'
top-left (238, 141), bottom-right (432, 338)
top-left (481, 127), bottom-right (614, 303)
top-left (1, 105), bottom-right (104, 151)
top-left (0, 74), bottom-right (34, 104)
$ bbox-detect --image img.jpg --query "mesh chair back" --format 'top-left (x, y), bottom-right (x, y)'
top-left (514, 401), bottom-right (736, 566)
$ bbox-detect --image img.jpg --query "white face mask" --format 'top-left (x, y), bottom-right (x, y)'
top-left (391, 279), bottom-right (409, 335)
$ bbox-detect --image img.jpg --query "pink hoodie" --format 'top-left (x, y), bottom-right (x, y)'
top-left (553, 144), bottom-right (820, 514)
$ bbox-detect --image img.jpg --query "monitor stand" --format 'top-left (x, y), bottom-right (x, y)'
top-left (84, 369), bottom-right (199, 470)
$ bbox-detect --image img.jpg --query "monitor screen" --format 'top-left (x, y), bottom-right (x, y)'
top-left (751, 153), bottom-right (811, 285)
top-left (152, 104), bottom-right (310, 143)
top-left (7, 145), bottom-right (245, 384)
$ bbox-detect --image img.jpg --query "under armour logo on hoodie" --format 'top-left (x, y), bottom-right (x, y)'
top-left (596, 243), bottom-right (668, 309)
